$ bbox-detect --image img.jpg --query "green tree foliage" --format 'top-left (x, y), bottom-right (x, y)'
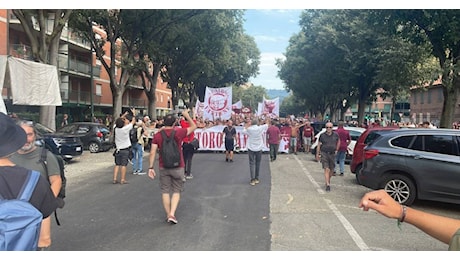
top-left (382, 10), bottom-right (460, 128)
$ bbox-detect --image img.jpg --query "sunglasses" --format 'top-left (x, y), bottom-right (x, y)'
top-left (326, 126), bottom-right (333, 129)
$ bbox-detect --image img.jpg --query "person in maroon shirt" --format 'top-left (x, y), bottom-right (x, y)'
top-left (302, 120), bottom-right (315, 153)
top-left (334, 121), bottom-right (351, 176)
top-left (147, 109), bottom-right (197, 224)
top-left (266, 119), bottom-right (281, 161)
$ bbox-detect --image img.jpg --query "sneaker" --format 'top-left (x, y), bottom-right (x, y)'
top-left (167, 216), bottom-right (178, 224)
top-left (340, 173), bottom-right (344, 176)
top-left (137, 171), bottom-right (146, 175)
top-left (254, 179), bottom-right (259, 184)
top-left (250, 179), bottom-right (256, 186)
top-left (185, 174), bottom-right (193, 179)
top-left (226, 158), bottom-right (228, 162)
top-left (229, 159), bottom-right (233, 162)
top-left (326, 185), bottom-right (331, 192)
top-left (132, 170), bottom-right (138, 175)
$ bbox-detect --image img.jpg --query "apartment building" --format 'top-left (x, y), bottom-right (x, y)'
top-left (0, 10), bottom-right (171, 124)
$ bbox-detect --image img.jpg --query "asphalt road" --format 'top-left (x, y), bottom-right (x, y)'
top-left (49, 149), bottom-right (460, 252)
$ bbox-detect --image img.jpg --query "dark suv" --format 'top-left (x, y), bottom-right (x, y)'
top-left (357, 128), bottom-right (460, 205)
top-left (57, 122), bottom-right (113, 153)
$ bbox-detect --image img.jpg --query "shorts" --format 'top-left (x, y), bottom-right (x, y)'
top-left (303, 137), bottom-right (312, 146)
top-left (114, 148), bottom-right (130, 166)
top-left (290, 137), bottom-right (297, 147)
top-left (225, 139), bottom-right (235, 151)
top-left (320, 152), bottom-right (336, 170)
top-left (159, 167), bottom-right (185, 194)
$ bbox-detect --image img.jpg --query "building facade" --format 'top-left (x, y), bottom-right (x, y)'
top-left (0, 10), bottom-right (171, 125)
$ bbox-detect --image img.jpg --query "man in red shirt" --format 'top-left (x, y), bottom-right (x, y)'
top-left (266, 119), bottom-right (281, 161)
top-left (334, 121), bottom-right (351, 176)
top-left (147, 109), bottom-right (197, 224)
top-left (302, 120), bottom-right (315, 153)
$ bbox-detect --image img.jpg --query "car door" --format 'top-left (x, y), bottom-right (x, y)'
top-left (407, 134), bottom-right (460, 202)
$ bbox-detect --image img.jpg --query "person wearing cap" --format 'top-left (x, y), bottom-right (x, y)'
top-left (10, 119), bottom-right (62, 250)
top-left (0, 112), bottom-right (58, 250)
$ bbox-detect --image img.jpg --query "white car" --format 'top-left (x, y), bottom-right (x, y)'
top-left (310, 126), bottom-right (366, 161)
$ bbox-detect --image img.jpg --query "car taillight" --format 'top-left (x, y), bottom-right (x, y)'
top-left (96, 131), bottom-right (103, 138)
top-left (364, 149), bottom-right (379, 160)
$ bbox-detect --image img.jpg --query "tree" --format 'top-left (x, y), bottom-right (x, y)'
top-left (12, 9), bottom-right (73, 130)
top-left (384, 10), bottom-right (460, 128)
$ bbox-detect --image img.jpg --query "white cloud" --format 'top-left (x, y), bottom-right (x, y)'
top-left (250, 52), bottom-right (286, 90)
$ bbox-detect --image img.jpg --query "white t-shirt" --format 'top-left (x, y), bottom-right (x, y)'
top-left (243, 124), bottom-right (269, 151)
top-left (114, 123), bottom-right (133, 149)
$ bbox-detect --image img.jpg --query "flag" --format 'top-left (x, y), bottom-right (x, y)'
top-left (262, 97), bottom-right (280, 117)
top-left (203, 86), bottom-right (232, 121)
top-left (194, 100), bottom-right (204, 118)
top-left (232, 100), bottom-right (242, 110)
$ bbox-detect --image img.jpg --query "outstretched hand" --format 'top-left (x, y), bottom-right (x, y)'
top-left (359, 189), bottom-right (402, 220)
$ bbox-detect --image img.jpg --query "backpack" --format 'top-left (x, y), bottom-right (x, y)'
top-left (0, 170), bottom-right (42, 251)
top-left (39, 147), bottom-right (66, 225)
top-left (130, 127), bottom-right (140, 144)
top-left (160, 130), bottom-right (181, 168)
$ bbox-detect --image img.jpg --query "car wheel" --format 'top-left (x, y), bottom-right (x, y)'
top-left (88, 142), bottom-right (100, 153)
top-left (355, 164), bottom-right (362, 184)
top-left (383, 174), bottom-right (416, 205)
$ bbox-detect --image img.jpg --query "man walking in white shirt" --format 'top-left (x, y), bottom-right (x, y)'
top-left (243, 117), bottom-right (269, 186)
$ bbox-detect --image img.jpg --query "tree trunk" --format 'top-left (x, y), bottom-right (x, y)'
top-left (440, 80), bottom-right (460, 128)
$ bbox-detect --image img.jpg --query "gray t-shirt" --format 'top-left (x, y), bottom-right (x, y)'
top-left (10, 147), bottom-right (61, 178)
top-left (319, 132), bottom-right (339, 153)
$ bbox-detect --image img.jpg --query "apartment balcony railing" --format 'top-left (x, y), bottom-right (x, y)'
top-left (58, 55), bottom-right (101, 77)
top-left (63, 90), bottom-right (146, 108)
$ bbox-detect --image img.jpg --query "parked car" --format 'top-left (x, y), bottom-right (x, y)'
top-left (56, 122), bottom-right (113, 153)
top-left (350, 126), bottom-right (399, 180)
top-left (34, 122), bottom-right (83, 162)
top-left (310, 126), bottom-right (366, 162)
top-left (357, 128), bottom-right (460, 205)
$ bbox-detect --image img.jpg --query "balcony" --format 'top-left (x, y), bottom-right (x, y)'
top-left (58, 55), bottom-right (101, 77)
top-left (9, 44), bottom-right (34, 61)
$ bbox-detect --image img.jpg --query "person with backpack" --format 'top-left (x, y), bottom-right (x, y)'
top-left (130, 120), bottom-right (147, 175)
top-left (0, 113), bottom-right (58, 251)
top-left (113, 108), bottom-right (137, 185)
top-left (147, 108), bottom-right (197, 224)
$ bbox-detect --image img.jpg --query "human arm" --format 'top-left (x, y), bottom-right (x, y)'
top-left (147, 143), bottom-right (158, 180)
top-left (182, 109), bottom-right (197, 136)
top-left (359, 189), bottom-right (460, 244)
top-left (315, 141), bottom-right (321, 162)
top-left (48, 175), bottom-right (62, 198)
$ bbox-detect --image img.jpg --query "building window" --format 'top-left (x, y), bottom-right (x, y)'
top-left (96, 84), bottom-right (102, 96)
top-left (438, 88), bottom-right (443, 102)
top-left (160, 94), bottom-right (163, 102)
top-left (427, 90), bottom-right (431, 104)
top-left (413, 92), bottom-right (417, 104)
top-left (420, 91), bottom-right (424, 104)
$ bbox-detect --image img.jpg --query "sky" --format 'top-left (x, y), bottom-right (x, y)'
top-left (243, 9), bottom-right (303, 90)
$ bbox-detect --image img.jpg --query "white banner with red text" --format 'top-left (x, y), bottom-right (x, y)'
top-left (193, 125), bottom-right (290, 153)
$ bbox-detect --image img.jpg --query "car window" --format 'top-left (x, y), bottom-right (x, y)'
top-left (391, 135), bottom-right (415, 148)
top-left (58, 125), bottom-right (77, 134)
top-left (423, 135), bottom-right (457, 156)
top-left (349, 130), bottom-right (363, 141)
top-left (76, 126), bottom-right (90, 134)
top-left (364, 132), bottom-right (382, 145)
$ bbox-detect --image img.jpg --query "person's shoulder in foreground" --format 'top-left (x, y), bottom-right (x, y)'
top-left (0, 112), bottom-right (58, 218)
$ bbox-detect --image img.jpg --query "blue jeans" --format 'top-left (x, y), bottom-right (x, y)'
top-left (335, 150), bottom-right (346, 174)
top-left (248, 150), bottom-right (262, 180)
top-left (131, 143), bottom-right (144, 172)
top-left (269, 143), bottom-right (279, 161)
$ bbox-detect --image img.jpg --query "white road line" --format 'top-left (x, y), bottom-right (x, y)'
top-left (294, 155), bottom-right (370, 251)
